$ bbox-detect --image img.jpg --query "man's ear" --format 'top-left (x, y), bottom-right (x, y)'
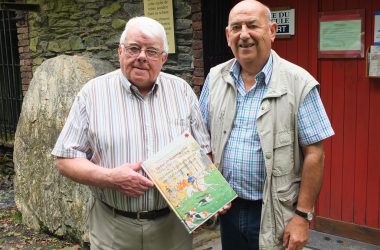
top-left (118, 44), bottom-right (123, 57)
top-left (161, 53), bottom-right (168, 64)
top-left (225, 26), bottom-right (231, 47)
top-left (269, 22), bottom-right (277, 42)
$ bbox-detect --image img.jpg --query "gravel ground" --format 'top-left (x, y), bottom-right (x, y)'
top-left (0, 174), bottom-right (83, 250)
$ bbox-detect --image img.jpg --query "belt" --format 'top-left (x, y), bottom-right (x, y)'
top-left (101, 200), bottom-right (170, 220)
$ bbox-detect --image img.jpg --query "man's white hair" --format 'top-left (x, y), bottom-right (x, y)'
top-left (119, 16), bottom-right (169, 53)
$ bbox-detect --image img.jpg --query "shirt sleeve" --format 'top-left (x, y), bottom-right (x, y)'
top-left (199, 75), bottom-right (210, 132)
top-left (297, 87), bottom-right (335, 146)
top-left (188, 84), bottom-right (212, 154)
top-left (51, 92), bottom-right (92, 159)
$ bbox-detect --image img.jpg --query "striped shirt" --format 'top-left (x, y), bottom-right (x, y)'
top-left (52, 69), bottom-right (211, 212)
top-left (199, 55), bottom-right (334, 200)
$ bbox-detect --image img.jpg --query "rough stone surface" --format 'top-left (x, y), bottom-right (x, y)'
top-left (26, 0), bottom-right (196, 87)
top-left (13, 55), bottom-right (114, 242)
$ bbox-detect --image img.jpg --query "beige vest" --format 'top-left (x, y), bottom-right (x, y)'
top-left (207, 51), bottom-right (318, 249)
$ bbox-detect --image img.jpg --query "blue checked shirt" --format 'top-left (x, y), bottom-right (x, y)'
top-left (199, 54), bottom-right (334, 200)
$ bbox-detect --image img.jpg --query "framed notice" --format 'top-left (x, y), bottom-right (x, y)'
top-left (144, 0), bottom-right (176, 54)
top-left (375, 12), bottom-right (380, 45)
top-left (318, 9), bottom-right (365, 58)
top-left (367, 45), bottom-right (380, 78)
top-left (271, 8), bottom-right (295, 37)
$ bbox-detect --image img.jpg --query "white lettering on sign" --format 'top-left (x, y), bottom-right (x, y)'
top-left (271, 9), bottom-right (295, 36)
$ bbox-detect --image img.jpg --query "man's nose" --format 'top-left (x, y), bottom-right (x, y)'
top-left (137, 50), bottom-right (147, 61)
top-left (239, 25), bottom-right (250, 39)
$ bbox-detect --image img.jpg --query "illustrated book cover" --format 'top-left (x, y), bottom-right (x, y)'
top-left (141, 132), bottom-right (237, 233)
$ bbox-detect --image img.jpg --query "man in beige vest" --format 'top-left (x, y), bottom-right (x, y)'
top-left (199, 1), bottom-right (334, 249)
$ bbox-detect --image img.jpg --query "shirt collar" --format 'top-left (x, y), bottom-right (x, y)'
top-left (229, 53), bottom-right (273, 86)
top-left (118, 69), bottom-right (159, 96)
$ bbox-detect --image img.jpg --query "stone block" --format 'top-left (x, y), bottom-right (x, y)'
top-left (14, 55), bottom-right (115, 243)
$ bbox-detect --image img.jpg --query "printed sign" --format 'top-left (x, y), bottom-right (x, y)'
top-left (271, 9), bottom-right (295, 36)
top-left (144, 0), bottom-right (176, 53)
top-left (375, 12), bottom-right (380, 45)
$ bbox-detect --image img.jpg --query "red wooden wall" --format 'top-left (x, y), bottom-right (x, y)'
top-left (262, 0), bottom-right (380, 229)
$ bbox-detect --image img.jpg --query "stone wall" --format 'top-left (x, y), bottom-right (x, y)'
top-left (190, 0), bottom-right (204, 96)
top-left (21, 0), bottom-right (203, 94)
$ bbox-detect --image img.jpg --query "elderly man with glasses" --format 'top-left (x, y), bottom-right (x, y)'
top-left (52, 16), bottom-right (211, 250)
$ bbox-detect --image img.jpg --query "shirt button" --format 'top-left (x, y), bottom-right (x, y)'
top-left (223, 130), bottom-right (226, 134)
top-left (265, 152), bottom-right (272, 159)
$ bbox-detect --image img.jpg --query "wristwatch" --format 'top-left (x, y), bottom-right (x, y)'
top-left (295, 209), bottom-right (314, 222)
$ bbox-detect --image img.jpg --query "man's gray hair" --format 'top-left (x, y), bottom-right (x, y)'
top-left (119, 16), bottom-right (169, 53)
top-left (262, 4), bottom-right (272, 24)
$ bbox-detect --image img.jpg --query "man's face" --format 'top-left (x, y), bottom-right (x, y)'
top-left (118, 26), bottom-right (168, 94)
top-left (226, 1), bottom-right (277, 67)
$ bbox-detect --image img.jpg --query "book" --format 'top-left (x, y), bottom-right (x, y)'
top-left (141, 132), bottom-right (237, 233)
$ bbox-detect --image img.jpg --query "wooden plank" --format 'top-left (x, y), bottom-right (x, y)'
top-left (354, 61), bottom-right (370, 226)
top-left (272, 39), bottom-right (287, 59)
top-left (333, 0), bottom-right (347, 10)
top-left (320, 0), bottom-right (334, 11)
top-left (296, 0), bottom-right (308, 70)
top-left (352, 0), bottom-right (371, 227)
top-left (286, 38), bottom-right (298, 65)
top-left (315, 216), bottom-right (380, 245)
top-left (365, 0), bottom-right (380, 229)
top-left (374, 0), bottom-right (380, 232)
top-left (308, 0), bottom-right (318, 78)
top-left (330, 60), bottom-right (345, 221)
top-left (366, 80), bottom-right (380, 228)
top-left (307, 0), bottom-right (320, 219)
top-left (341, 60), bottom-right (357, 223)
top-left (318, 60), bottom-right (333, 218)
top-left (318, 0), bottom-right (334, 218)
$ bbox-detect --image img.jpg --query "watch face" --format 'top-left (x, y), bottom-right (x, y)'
top-left (307, 212), bottom-right (313, 221)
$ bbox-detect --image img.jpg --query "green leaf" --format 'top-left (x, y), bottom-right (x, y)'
top-left (6, 231), bottom-right (14, 237)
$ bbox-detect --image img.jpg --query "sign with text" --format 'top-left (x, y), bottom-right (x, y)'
top-left (318, 10), bottom-right (365, 58)
top-left (271, 8), bottom-right (295, 36)
top-left (375, 12), bottom-right (380, 45)
top-left (144, 0), bottom-right (176, 53)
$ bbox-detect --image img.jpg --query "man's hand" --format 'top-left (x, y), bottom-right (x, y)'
top-left (217, 202), bottom-right (232, 215)
top-left (282, 215), bottom-right (309, 250)
top-left (110, 161), bottom-right (154, 197)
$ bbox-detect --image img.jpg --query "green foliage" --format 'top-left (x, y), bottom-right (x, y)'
top-left (11, 211), bottom-right (22, 223)
top-left (6, 231), bottom-right (14, 237)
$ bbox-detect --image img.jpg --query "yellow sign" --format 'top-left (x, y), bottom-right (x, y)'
top-left (144, 0), bottom-right (176, 54)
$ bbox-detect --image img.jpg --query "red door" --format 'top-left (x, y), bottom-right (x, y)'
top-left (262, 0), bottom-right (380, 243)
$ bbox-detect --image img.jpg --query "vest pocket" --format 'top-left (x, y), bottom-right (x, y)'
top-left (272, 130), bottom-right (294, 176)
top-left (273, 179), bottom-right (300, 241)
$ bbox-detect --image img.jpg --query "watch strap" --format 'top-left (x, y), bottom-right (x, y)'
top-left (295, 209), bottom-right (313, 222)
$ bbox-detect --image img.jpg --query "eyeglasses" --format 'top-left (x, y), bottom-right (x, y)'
top-left (121, 44), bottom-right (164, 60)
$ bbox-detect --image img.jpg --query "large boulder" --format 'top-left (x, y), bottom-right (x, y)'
top-left (13, 55), bottom-right (114, 242)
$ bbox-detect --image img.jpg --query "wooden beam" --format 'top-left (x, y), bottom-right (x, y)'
top-left (0, 3), bottom-right (40, 12)
top-left (315, 216), bottom-right (380, 246)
